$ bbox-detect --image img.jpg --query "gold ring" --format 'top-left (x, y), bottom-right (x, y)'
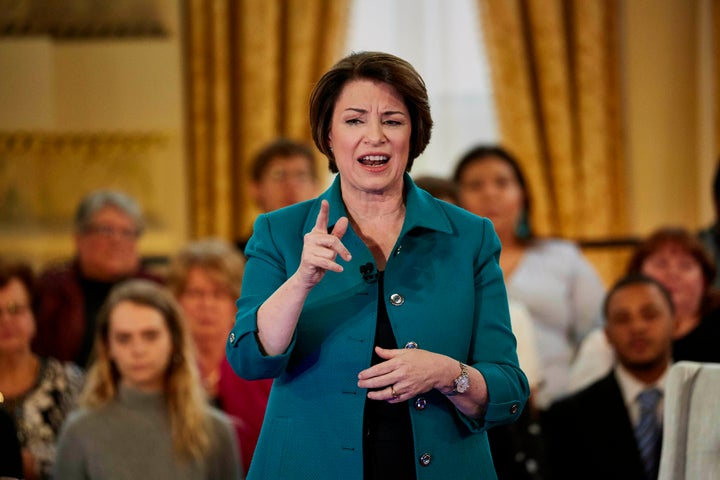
top-left (391, 385), bottom-right (399, 398)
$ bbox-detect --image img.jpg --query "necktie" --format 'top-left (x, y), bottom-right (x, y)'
top-left (634, 388), bottom-right (662, 479)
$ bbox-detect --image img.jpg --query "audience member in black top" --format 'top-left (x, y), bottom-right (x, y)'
top-left (32, 190), bottom-right (162, 366)
top-left (627, 227), bottom-right (720, 363)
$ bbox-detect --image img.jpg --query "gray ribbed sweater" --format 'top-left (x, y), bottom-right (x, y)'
top-left (53, 387), bottom-right (242, 479)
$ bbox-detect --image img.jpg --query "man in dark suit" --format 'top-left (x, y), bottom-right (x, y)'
top-left (544, 274), bottom-right (675, 480)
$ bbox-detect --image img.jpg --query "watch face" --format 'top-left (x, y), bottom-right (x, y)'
top-left (455, 374), bottom-right (470, 393)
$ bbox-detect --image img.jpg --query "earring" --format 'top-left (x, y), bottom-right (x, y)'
top-left (515, 210), bottom-right (531, 240)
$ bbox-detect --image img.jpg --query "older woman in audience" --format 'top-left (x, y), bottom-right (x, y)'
top-left (569, 226), bottom-right (720, 392)
top-left (54, 279), bottom-right (241, 479)
top-left (166, 239), bottom-right (272, 474)
top-left (0, 261), bottom-right (84, 480)
top-left (33, 190), bottom-right (163, 367)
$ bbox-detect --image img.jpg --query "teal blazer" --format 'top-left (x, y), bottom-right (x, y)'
top-left (227, 174), bottom-right (529, 479)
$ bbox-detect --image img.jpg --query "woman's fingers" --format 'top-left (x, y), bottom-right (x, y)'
top-left (358, 348), bottom-right (443, 402)
top-left (312, 199), bottom-right (330, 233)
top-left (300, 201), bottom-right (352, 281)
top-left (330, 217), bottom-right (351, 261)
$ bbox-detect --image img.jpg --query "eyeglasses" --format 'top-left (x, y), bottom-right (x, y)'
top-left (0, 302), bottom-right (30, 318)
top-left (266, 169), bottom-right (315, 184)
top-left (84, 224), bottom-right (140, 240)
top-left (181, 288), bottom-right (235, 302)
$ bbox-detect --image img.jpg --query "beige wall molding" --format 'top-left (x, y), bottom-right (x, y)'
top-left (0, 0), bottom-right (168, 38)
top-left (0, 130), bottom-right (170, 231)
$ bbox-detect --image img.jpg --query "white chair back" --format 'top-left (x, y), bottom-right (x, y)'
top-left (658, 361), bottom-right (720, 480)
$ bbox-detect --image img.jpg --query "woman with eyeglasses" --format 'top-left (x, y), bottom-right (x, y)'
top-left (33, 190), bottom-right (163, 368)
top-left (0, 261), bottom-right (84, 480)
top-left (167, 239), bottom-right (272, 474)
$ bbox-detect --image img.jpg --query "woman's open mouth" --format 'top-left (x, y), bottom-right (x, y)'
top-left (358, 155), bottom-right (389, 167)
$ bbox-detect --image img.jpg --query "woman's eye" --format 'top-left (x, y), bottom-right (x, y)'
top-left (143, 331), bottom-right (159, 341)
top-left (346, 118), bottom-right (362, 125)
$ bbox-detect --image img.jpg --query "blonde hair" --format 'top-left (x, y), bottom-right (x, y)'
top-left (81, 279), bottom-right (211, 460)
top-left (166, 238), bottom-right (245, 297)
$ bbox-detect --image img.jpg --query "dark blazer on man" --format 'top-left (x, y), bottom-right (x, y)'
top-left (543, 371), bottom-right (655, 480)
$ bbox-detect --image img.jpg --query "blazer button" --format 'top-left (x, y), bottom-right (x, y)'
top-left (419, 453), bottom-right (432, 467)
top-left (389, 293), bottom-right (404, 306)
top-left (414, 397), bottom-right (427, 410)
top-left (404, 341), bottom-right (418, 349)
top-left (228, 332), bottom-right (236, 343)
top-left (510, 403), bottom-right (519, 415)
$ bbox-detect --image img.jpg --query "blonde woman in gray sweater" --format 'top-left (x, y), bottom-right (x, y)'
top-left (54, 280), bottom-right (242, 480)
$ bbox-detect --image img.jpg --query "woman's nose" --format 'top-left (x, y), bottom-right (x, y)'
top-left (364, 119), bottom-right (386, 144)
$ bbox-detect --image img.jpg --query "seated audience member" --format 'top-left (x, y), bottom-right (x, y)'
top-left (698, 160), bottom-right (720, 288)
top-left (0, 408), bottom-right (23, 479)
top-left (166, 239), bottom-right (272, 474)
top-left (33, 190), bottom-right (163, 367)
top-left (54, 280), bottom-right (242, 480)
top-left (413, 174), bottom-right (459, 204)
top-left (0, 261), bottom-right (84, 480)
top-left (238, 138), bottom-right (320, 250)
top-left (545, 275), bottom-right (675, 480)
top-left (569, 227), bottom-right (720, 392)
top-left (453, 144), bottom-right (605, 410)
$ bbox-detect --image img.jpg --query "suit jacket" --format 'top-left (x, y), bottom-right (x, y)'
top-left (544, 371), bottom-right (653, 480)
top-left (227, 174), bottom-right (529, 480)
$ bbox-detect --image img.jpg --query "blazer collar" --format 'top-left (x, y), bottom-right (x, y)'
top-left (303, 173), bottom-right (454, 236)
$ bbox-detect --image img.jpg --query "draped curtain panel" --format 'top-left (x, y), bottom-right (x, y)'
top-left (477, 0), bottom-right (626, 241)
top-left (185, 0), bottom-right (350, 240)
top-left (715, 0), bottom-right (720, 157)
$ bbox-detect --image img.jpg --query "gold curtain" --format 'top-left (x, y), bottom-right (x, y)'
top-left (477, 0), bottom-right (626, 240)
top-left (477, 0), bottom-right (628, 285)
top-left (716, 0), bottom-right (720, 156)
top-left (185, 0), bottom-right (351, 240)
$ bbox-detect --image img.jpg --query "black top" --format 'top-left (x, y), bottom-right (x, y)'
top-left (0, 408), bottom-right (22, 478)
top-left (78, 275), bottom-right (114, 367)
top-left (673, 306), bottom-right (720, 363)
top-left (363, 272), bottom-right (416, 480)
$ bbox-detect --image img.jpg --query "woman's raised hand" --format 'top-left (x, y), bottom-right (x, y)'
top-left (297, 200), bottom-right (351, 289)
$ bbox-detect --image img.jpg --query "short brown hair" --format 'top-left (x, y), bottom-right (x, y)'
top-left (309, 51), bottom-right (433, 173)
top-left (413, 175), bottom-right (458, 204)
top-left (626, 227), bottom-right (718, 315)
top-left (0, 260), bottom-right (34, 302)
top-left (166, 239), bottom-right (245, 298)
top-left (250, 138), bottom-right (317, 183)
